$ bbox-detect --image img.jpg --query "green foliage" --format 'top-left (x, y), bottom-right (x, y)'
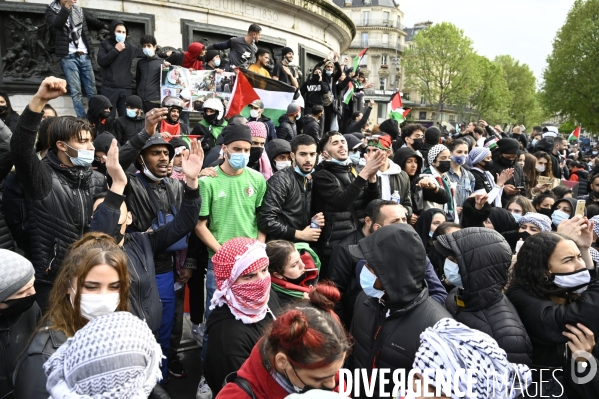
top-left (559, 120), bottom-right (577, 133)
top-left (403, 22), bottom-right (481, 122)
top-left (494, 55), bottom-right (538, 125)
top-left (470, 55), bottom-right (512, 123)
top-left (542, 0), bottom-right (599, 131)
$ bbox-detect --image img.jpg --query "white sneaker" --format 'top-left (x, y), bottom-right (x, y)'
top-left (191, 323), bottom-right (204, 345)
top-left (196, 376), bottom-right (213, 399)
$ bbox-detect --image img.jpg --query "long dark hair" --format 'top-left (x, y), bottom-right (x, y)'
top-left (509, 232), bottom-right (580, 300)
top-left (0, 91), bottom-right (14, 118)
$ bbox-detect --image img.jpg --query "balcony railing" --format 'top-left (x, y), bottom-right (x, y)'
top-left (350, 41), bottom-right (405, 52)
top-left (355, 19), bottom-right (398, 28)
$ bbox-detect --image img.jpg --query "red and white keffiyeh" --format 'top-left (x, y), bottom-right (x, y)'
top-left (210, 238), bottom-right (271, 324)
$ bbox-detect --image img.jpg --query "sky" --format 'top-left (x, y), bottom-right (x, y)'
top-left (400, 0), bottom-right (576, 83)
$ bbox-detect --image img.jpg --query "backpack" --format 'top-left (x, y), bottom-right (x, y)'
top-left (223, 372), bottom-right (256, 399)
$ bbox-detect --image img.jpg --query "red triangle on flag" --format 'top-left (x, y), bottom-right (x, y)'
top-left (358, 48), bottom-right (369, 58)
top-left (390, 92), bottom-right (403, 110)
top-left (225, 70), bottom-right (260, 119)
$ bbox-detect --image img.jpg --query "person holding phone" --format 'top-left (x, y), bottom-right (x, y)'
top-left (490, 139), bottom-right (527, 203)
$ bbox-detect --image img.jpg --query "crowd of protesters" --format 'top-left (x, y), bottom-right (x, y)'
top-left (1, 1), bottom-right (599, 399)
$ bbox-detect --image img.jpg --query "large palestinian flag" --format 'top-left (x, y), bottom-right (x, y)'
top-left (226, 68), bottom-right (296, 126)
top-left (388, 92), bottom-right (411, 122)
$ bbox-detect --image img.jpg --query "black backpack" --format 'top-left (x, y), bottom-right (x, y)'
top-left (223, 372), bottom-right (256, 399)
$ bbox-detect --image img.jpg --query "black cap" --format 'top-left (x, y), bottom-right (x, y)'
top-left (281, 47), bottom-right (294, 58)
top-left (126, 95), bottom-right (143, 109)
top-left (169, 137), bottom-right (189, 151)
top-left (433, 234), bottom-right (455, 258)
top-left (134, 134), bottom-right (174, 170)
top-left (205, 49), bottom-right (219, 64)
top-left (221, 124), bottom-right (252, 145)
top-left (497, 138), bottom-right (520, 155)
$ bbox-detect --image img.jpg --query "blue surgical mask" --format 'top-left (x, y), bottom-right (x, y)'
top-left (349, 152), bottom-right (361, 164)
top-left (294, 165), bottom-right (313, 177)
top-left (126, 109), bottom-right (137, 118)
top-left (64, 144), bottom-right (94, 167)
top-left (512, 212), bottom-right (522, 223)
top-left (551, 209), bottom-right (570, 227)
top-left (115, 33), bottom-right (126, 43)
top-left (359, 266), bottom-right (384, 299)
top-left (444, 259), bottom-right (463, 288)
top-left (142, 48), bottom-right (155, 58)
top-left (325, 70), bottom-right (333, 76)
top-left (532, 139), bottom-right (538, 147)
top-left (213, 59), bottom-right (221, 67)
top-left (429, 230), bottom-right (434, 238)
top-left (451, 155), bottom-right (467, 166)
top-left (227, 149), bottom-right (250, 170)
top-left (330, 158), bottom-right (352, 166)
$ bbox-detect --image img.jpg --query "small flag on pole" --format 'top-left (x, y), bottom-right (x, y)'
top-left (353, 48), bottom-right (368, 71)
top-left (388, 92), bottom-right (411, 122)
top-left (568, 125), bottom-right (581, 143)
top-left (343, 82), bottom-right (354, 104)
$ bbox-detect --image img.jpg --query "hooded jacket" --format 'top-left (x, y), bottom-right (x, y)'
top-left (350, 224), bottom-right (452, 397)
top-left (258, 166), bottom-right (313, 242)
top-left (440, 228), bottom-right (533, 365)
top-left (114, 113), bottom-right (145, 146)
top-left (97, 20), bottom-right (139, 88)
top-left (265, 139), bottom-right (291, 172)
top-left (312, 161), bottom-right (381, 258)
top-left (300, 75), bottom-right (329, 109)
top-left (301, 115), bottom-right (321, 142)
top-left (275, 114), bottom-right (296, 142)
top-left (393, 148), bottom-right (449, 215)
top-left (204, 291), bottom-right (281, 396)
top-left (374, 159), bottom-right (413, 217)
top-left (570, 167), bottom-right (589, 196)
top-left (86, 95), bottom-right (115, 136)
top-left (9, 108), bottom-right (106, 283)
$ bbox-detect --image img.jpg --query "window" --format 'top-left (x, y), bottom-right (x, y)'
top-left (362, 11), bottom-right (370, 26)
top-left (403, 92), bottom-right (410, 101)
top-left (381, 55), bottom-right (388, 65)
top-left (379, 78), bottom-right (386, 90)
top-left (361, 33), bottom-right (369, 48)
top-left (382, 33), bottom-right (389, 44)
top-left (383, 11), bottom-right (390, 23)
top-left (377, 103), bottom-right (387, 120)
top-left (420, 96), bottom-right (425, 105)
top-left (419, 111), bottom-right (427, 120)
top-left (363, 0), bottom-right (372, 4)
top-left (449, 114), bottom-right (456, 122)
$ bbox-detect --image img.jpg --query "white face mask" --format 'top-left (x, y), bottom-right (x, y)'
top-left (71, 286), bottom-right (120, 321)
top-left (552, 269), bottom-right (591, 294)
top-left (250, 109), bottom-right (260, 119)
top-left (275, 160), bottom-right (292, 170)
top-left (536, 164), bottom-right (546, 173)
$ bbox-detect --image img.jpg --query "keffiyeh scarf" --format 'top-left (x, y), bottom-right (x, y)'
top-left (50, 1), bottom-right (84, 49)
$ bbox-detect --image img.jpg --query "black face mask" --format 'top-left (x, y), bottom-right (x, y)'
top-left (285, 365), bottom-right (337, 394)
top-left (101, 110), bottom-right (111, 119)
top-left (0, 294), bottom-right (36, 317)
top-left (410, 138), bottom-right (424, 151)
top-left (92, 160), bottom-right (107, 175)
top-left (113, 221), bottom-right (124, 245)
top-left (249, 147), bottom-right (263, 164)
top-left (482, 160), bottom-right (495, 171)
top-left (499, 156), bottom-right (515, 167)
top-left (0, 105), bottom-right (7, 114)
top-left (204, 112), bottom-right (218, 125)
top-left (538, 208), bottom-right (553, 217)
top-left (282, 272), bottom-right (306, 286)
top-left (436, 160), bottom-right (451, 173)
top-left (311, 73), bottom-right (320, 82)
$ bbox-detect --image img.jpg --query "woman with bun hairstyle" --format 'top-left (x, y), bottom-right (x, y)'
top-left (266, 241), bottom-right (321, 305)
top-left (216, 282), bottom-right (350, 399)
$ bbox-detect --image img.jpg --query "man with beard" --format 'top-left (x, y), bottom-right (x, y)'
top-left (157, 97), bottom-right (188, 139)
top-left (248, 48), bottom-right (271, 78)
top-left (258, 134), bottom-right (324, 241)
top-left (271, 46), bottom-right (299, 88)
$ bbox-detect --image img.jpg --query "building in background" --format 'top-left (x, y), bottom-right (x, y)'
top-left (334, 0), bottom-right (406, 124)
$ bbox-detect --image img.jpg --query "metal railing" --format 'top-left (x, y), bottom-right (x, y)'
top-left (355, 19), bottom-right (399, 28)
top-left (350, 41), bottom-right (404, 51)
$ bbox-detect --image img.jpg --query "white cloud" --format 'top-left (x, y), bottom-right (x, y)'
top-left (400, 0), bottom-right (576, 83)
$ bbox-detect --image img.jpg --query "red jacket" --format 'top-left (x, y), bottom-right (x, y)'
top-left (216, 340), bottom-right (345, 399)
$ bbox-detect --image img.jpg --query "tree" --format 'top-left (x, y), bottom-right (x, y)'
top-left (542, 0), bottom-right (599, 131)
top-left (470, 55), bottom-right (512, 123)
top-left (494, 55), bottom-right (537, 125)
top-left (403, 22), bottom-right (481, 124)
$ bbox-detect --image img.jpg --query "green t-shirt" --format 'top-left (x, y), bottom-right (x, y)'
top-left (199, 166), bottom-right (267, 256)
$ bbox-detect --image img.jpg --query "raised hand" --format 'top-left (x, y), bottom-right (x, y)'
top-left (31, 77), bottom-right (67, 112)
top-left (181, 139), bottom-right (204, 188)
top-left (105, 139), bottom-right (127, 192)
top-left (145, 107), bottom-right (168, 136)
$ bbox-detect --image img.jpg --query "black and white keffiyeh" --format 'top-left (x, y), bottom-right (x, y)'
top-left (44, 312), bottom-right (164, 399)
top-left (427, 144), bottom-right (449, 167)
top-left (413, 318), bottom-right (532, 399)
top-left (49, 0), bottom-right (84, 48)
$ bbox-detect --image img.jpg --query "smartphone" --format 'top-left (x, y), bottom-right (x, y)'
top-left (575, 200), bottom-right (586, 217)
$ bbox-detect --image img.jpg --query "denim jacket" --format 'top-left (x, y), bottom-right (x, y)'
top-left (446, 166), bottom-right (475, 208)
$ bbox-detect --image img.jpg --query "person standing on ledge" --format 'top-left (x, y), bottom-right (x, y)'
top-left (208, 23), bottom-right (261, 71)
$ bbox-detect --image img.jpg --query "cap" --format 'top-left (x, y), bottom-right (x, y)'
top-left (497, 138), bottom-right (520, 155)
top-left (250, 99), bottom-right (264, 109)
top-left (0, 249), bottom-right (34, 303)
top-left (204, 49), bottom-right (220, 64)
top-left (126, 95), bottom-right (143, 110)
top-left (169, 137), bottom-right (189, 152)
top-left (281, 47), bottom-right (294, 57)
top-left (134, 134), bottom-right (175, 170)
top-left (433, 235), bottom-right (455, 258)
top-left (247, 121), bottom-right (267, 139)
top-left (221, 124), bottom-right (252, 145)
top-left (286, 102), bottom-right (301, 115)
top-left (344, 134), bottom-right (366, 150)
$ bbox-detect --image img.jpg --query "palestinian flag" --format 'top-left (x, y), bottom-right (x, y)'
top-left (226, 68), bottom-right (296, 126)
top-left (343, 81), bottom-right (354, 104)
top-left (568, 125), bottom-right (581, 143)
top-left (353, 48), bottom-right (368, 71)
top-left (388, 92), bottom-right (411, 122)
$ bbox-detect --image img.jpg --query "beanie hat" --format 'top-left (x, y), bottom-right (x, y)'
top-left (204, 49), bottom-right (220, 64)
top-left (286, 102), bottom-right (301, 115)
top-left (0, 249), bottom-right (34, 303)
top-left (468, 147), bottom-right (491, 168)
top-left (518, 212), bottom-right (552, 232)
top-left (425, 127), bottom-right (441, 145)
top-left (428, 144), bottom-right (449, 166)
top-left (281, 47), bottom-right (294, 58)
top-left (125, 95), bottom-right (143, 109)
top-left (379, 119), bottom-right (400, 140)
top-left (247, 121), bottom-right (267, 139)
top-left (221, 124), bottom-right (252, 145)
top-left (44, 312), bottom-right (163, 399)
top-left (497, 138), bottom-right (520, 155)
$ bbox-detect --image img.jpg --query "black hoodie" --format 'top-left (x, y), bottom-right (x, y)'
top-left (440, 228), bottom-right (533, 365)
top-left (393, 147), bottom-right (449, 215)
top-left (86, 95), bottom-right (115, 136)
top-left (114, 113), bottom-right (145, 146)
top-left (350, 224), bottom-right (451, 395)
top-left (97, 20), bottom-right (139, 88)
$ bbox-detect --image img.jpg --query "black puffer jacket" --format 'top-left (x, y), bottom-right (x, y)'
top-left (258, 167), bottom-right (312, 241)
top-left (440, 228), bottom-right (533, 365)
top-left (44, 2), bottom-right (106, 58)
top-left (573, 168), bottom-right (589, 196)
top-left (312, 161), bottom-right (380, 256)
top-left (97, 20), bottom-right (139, 88)
top-left (0, 119), bottom-right (15, 250)
top-left (9, 108), bottom-right (106, 282)
top-left (275, 114), bottom-right (296, 142)
top-left (91, 187), bottom-right (201, 333)
top-left (350, 224), bottom-right (452, 398)
top-left (114, 114), bottom-right (145, 146)
top-left (301, 116), bottom-right (321, 142)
